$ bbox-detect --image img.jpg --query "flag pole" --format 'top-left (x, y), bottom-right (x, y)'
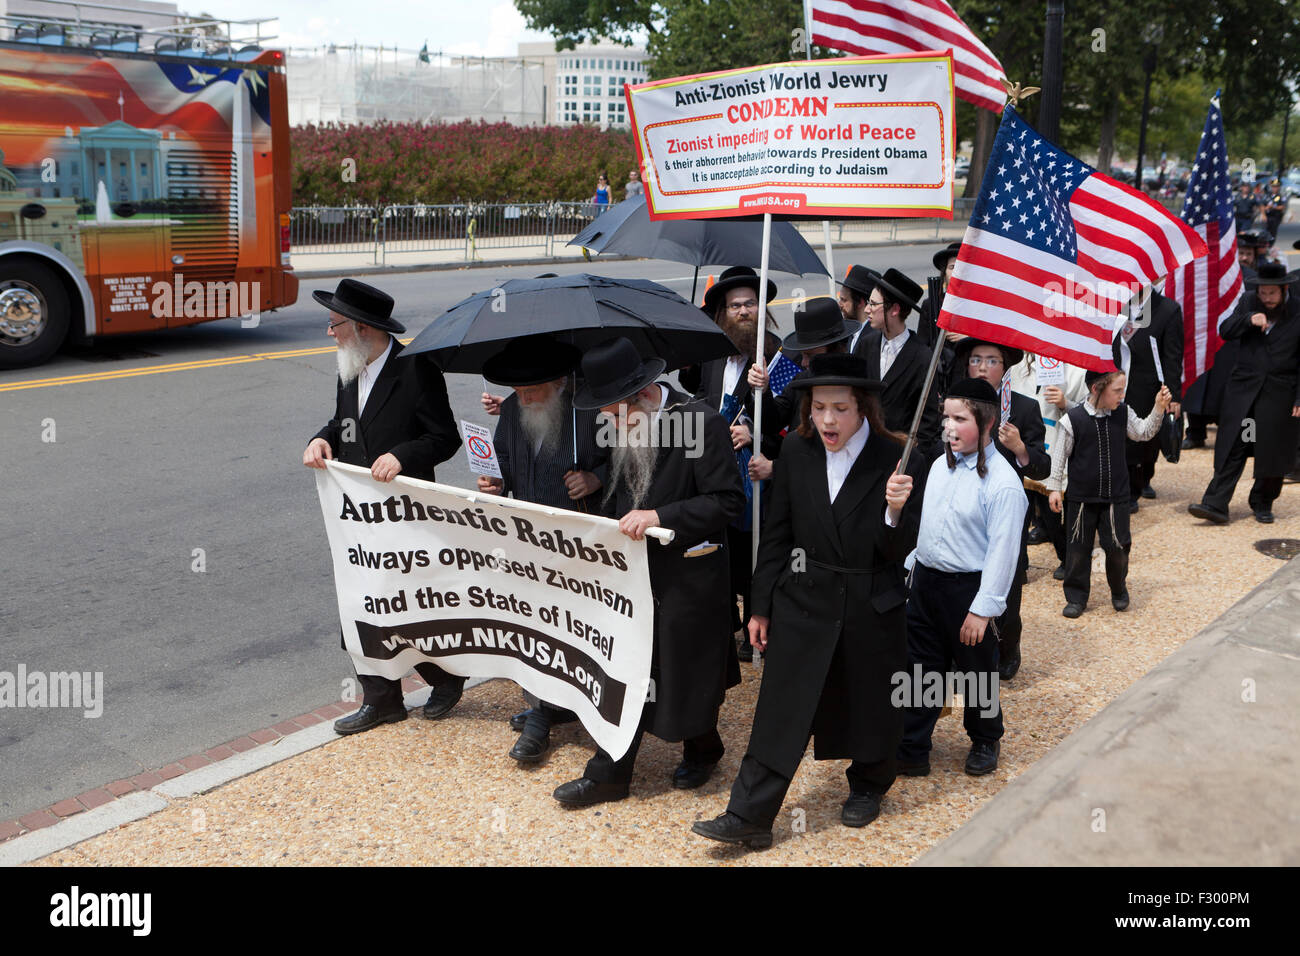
top-left (801, 17), bottom-right (837, 300)
top-left (752, 211), bottom-right (772, 570)
top-left (898, 332), bottom-right (946, 475)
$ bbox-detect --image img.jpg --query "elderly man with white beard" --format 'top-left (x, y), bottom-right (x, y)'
top-left (475, 335), bottom-right (610, 763)
top-left (551, 336), bottom-right (746, 808)
top-left (303, 279), bottom-right (463, 735)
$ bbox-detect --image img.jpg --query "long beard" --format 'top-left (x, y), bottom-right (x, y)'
top-left (336, 338), bottom-right (369, 385)
top-left (720, 312), bottom-right (759, 357)
top-left (607, 440), bottom-right (657, 510)
top-left (519, 388), bottom-right (568, 451)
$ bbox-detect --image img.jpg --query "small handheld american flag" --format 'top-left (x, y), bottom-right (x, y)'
top-left (767, 351), bottom-right (803, 397)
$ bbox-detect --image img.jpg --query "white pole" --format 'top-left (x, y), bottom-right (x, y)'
top-left (752, 211), bottom-right (772, 570)
top-left (801, 15), bottom-right (836, 301)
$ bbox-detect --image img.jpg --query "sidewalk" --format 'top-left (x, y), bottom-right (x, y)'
top-left (4, 444), bottom-right (1297, 865)
top-left (289, 219), bottom-right (969, 280)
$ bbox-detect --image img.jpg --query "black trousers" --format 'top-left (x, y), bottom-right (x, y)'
top-left (1202, 411), bottom-right (1286, 513)
top-left (726, 525), bottom-right (752, 633)
top-left (1186, 413), bottom-right (1213, 442)
top-left (727, 754), bottom-right (895, 829)
top-left (519, 691), bottom-right (576, 737)
top-left (898, 564), bottom-right (1003, 762)
top-left (1030, 489), bottom-right (1067, 563)
top-left (1062, 499), bottom-right (1130, 607)
top-left (358, 663), bottom-right (458, 710)
top-left (584, 712), bottom-right (724, 785)
top-left (997, 546), bottom-right (1028, 662)
top-left (1127, 433), bottom-right (1161, 499)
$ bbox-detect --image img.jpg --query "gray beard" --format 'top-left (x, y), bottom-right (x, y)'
top-left (607, 439), bottom-right (657, 510)
top-left (336, 338), bottom-right (369, 385)
top-left (519, 389), bottom-right (568, 451)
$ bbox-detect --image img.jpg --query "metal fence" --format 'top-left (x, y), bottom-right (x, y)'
top-left (289, 198), bottom-right (975, 264)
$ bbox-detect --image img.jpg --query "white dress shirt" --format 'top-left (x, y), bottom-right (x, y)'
top-left (357, 337), bottom-right (393, 415)
top-left (826, 419), bottom-right (871, 503)
top-left (721, 354), bottom-right (746, 407)
top-left (879, 327), bottom-right (910, 378)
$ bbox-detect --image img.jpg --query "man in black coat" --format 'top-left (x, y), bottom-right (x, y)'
top-left (1190, 263), bottom-right (1300, 524)
top-left (854, 267), bottom-right (942, 448)
top-left (1112, 289), bottom-right (1183, 511)
top-left (553, 337), bottom-right (746, 808)
top-left (303, 279), bottom-right (463, 734)
top-left (917, 242), bottom-right (965, 396)
top-left (952, 338), bottom-right (1050, 680)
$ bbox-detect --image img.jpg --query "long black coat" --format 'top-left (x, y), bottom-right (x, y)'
top-left (312, 340), bottom-right (461, 479)
top-left (1113, 291), bottom-right (1184, 414)
top-left (854, 328), bottom-right (941, 447)
top-left (745, 428), bottom-right (924, 778)
top-left (601, 386), bottom-right (746, 741)
top-left (1184, 266), bottom-right (1253, 419)
top-left (493, 394), bottom-right (608, 511)
top-left (1214, 292), bottom-right (1300, 476)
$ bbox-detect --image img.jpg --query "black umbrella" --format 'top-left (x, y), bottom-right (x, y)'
top-left (404, 273), bottom-right (739, 373)
top-left (568, 195), bottom-right (829, 299)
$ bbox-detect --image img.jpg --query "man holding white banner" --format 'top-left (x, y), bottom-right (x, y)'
top-left (553, 337), bottom-right (746, 808)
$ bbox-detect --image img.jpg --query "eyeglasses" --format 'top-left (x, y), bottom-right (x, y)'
top-left (866, 298), bottom-right (885, 310)
top-left (726, 300), bottom-right (758, 312)
top-left (327, 319), bottom-right (349, 331)
top-left (968, 356), bottom-right (1004, 367)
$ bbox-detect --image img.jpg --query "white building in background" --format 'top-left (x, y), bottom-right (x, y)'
top-left (518, 39), bottom-right (649, 130)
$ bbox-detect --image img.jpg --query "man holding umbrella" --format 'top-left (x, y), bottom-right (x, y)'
top-left (475, 334), bottom-right (609, 764)
top-left (302, 279), bottom-right (464, 734)
top-left (553, 337), bottom-right (745, 807)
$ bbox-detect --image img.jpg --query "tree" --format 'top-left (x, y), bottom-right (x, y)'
top-left (513, 0), bottom-right (663, 49)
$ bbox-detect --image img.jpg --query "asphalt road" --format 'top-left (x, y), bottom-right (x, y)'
top-left (0, 239), bottom-right (965, 820)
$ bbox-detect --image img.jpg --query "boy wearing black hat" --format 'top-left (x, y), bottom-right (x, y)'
top-left (303, 279), bottom-right (464, 734)
top-left (895, 377), bottom-right (1027, 777)
top-left (1046, 369), bottom-right (1170, 617)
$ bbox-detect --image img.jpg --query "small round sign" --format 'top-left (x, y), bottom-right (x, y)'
top-left (467, 436), bottom-right (494, 460)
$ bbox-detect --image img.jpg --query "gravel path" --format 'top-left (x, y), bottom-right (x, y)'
top-left (35, 441), bottom-right (1299, 865)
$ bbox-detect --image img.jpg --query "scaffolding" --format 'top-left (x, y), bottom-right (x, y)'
top-left (285, 45), bottom-right (547, 127)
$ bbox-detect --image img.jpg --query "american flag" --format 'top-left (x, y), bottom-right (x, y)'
top-left (938, 107), bottom-right (1207, 372)
top-left (1162, 98), bottom-right (1242, 384)
top-left (807, 0), bottom-right (1006, 113)
top-left (767, 351), bottom-right (803, 397)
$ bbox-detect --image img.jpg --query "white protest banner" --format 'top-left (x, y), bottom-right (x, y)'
top-left (315, 461), bottom-right (654, 759)
top-left (627, 51), bottom-right (955, 220)
top-left (460, 420), bottom-right (502, 479)
top-left (1035, 355), bottom-right (1066, 387)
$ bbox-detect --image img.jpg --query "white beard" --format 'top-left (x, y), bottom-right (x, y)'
top-left (604, 403), bottom-right (659, 510)
top-left (519, 387), bottom-right (568, 451)
top-left (336, 338), bottom-right (369, 385)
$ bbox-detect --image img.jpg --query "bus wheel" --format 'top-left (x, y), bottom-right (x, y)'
top-left (0, 259), bottom-right (71, 369)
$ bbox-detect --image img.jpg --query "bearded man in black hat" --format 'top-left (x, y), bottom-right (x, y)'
top-left (476, 334), bottom-right (609, 763)
top-left (552, 337), bottom-right (745, 807)
top-left (856, 267), bottom-right (941, 448)
top-left (1189, 262), bottom-right (1300, 524)
top-left (837, 264), bottom-right (876, 352)
top-left (303, 278), bottom-right (463, 734)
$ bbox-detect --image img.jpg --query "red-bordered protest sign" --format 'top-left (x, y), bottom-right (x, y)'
top-left (627, 51), bottom-right (955, 221)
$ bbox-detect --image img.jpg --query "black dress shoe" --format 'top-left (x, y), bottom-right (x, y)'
top-left (1128, 498), bottom-right (1140, 514)
top-left (1112, 592), bottom-right (1130, 612)
top-left (1063, 603), bottom-right (1084, 619)
top-left (1027, 525), bottom-right (1048, 546)
top-left (1189, 502), bottom-right (1230, 525)
top-left (672, 760), bottom-right (718, 790)
top-left (998, 649), bottom-right (1021, 681)
top-left (552, 777), bottom-right (629, 807)
top-left (964, 741), bottom-right (1000, 776)
top-left (737, 637), bottom-right (753, 663)
top-left (510, 706), bottom-right (577, 731)
top-left (691, 812), bottom-right (773, 849)
top-left (1140, 484), bottom-right (1156, 499)
top-left (1182, 436), bottom-right (1205, 449)
top-left (841, 792), bottom-right (883, 828)
top-left (333, 703), bottom-right (407, 735)
top-left (509, 709), bottom-right (531, 732)
top-left (896, 759), bottom-right (930, 777)
top-left (423, 677), bottom-right (465, 719)
top-left (1053, 563), bottom-right (1066, 581)
top-left (1254, 509), bottom-right (1275, 524)
top-left (508, 732), bottom-right (550, 764)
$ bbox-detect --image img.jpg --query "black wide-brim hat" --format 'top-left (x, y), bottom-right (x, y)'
top-left (786, 352), bottom-right (880, 391)
top-left (866, 267), bottom-right (923, 313)
top-left (945, 375), bottom-right (1000, 404)
top-left (838, 263), bottom-right (876, 298)
top-left (703, 265), bottom-right (778, 313)
top-left (572, 337), bottom-right (667, 410)
top-left (932, 241), bottom-right (962, 272)
top-left (312, 278), bottom-right (405, 334)
top-left (1236, 230), bottom-right (1271, 250)
top-left (1245, 261), bottom-right (1300, 287)
top-left (483, 334), bottom-right (582, 387)
top-left (782, 297), bottom-right (858, 351)
top-left (952, 336), bottom-right (1025, 373)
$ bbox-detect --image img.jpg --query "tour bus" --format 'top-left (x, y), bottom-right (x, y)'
top-left (0, 2), bottom-right (298, 368)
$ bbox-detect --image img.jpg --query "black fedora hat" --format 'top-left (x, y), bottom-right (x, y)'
top-left (1293, 238), bottom-right (1300, 252)
top-left (1084, 365), bottom-right (1121, 388)
top-left (945, 375), bottom-right (999, 404)
top-left (1236, 231), bottom-right (1271, 250)
top-left (312, 278), bottom-right (405, 334)
top-left (1246, 261), bottom-right (1300, 287)
top-left (787, 352), bottom-right (880, 391)
top-left (572, 337), bottom-right (667, 410)
top-left (482, 334), bottom-right (582, 387)
top-left (703, 266), bottom-right (778, 313)
top-left (932, 241), bottom-right (962, 272)
top-left (866, 267), bottom-right (923, 313)
top-left (952, 336), bottom-right (1025, 374)
top-left (838, 263), bottom-right (876, 298)
top-left (782, 297), bottom-right (858, 351)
